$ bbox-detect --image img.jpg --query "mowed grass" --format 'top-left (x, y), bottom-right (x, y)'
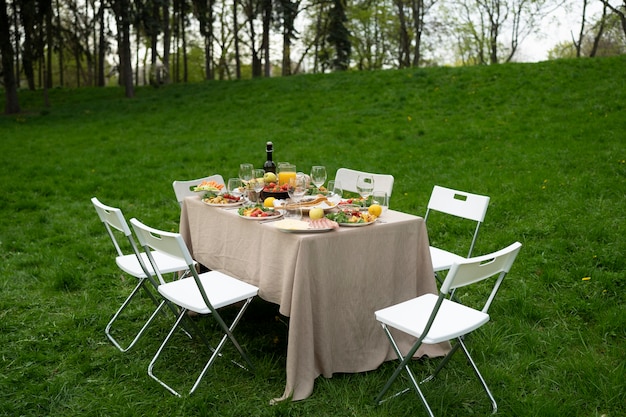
top-left (1, 55), bottom-right (625, 416)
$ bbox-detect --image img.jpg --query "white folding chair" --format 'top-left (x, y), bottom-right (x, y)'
top-left (334, 167), bottom-right (395, 198)
top-left (424, 186), bottom-right (490, 273)
top-left (130, 217), bottom-right (259, 397)
top-left (91, 197), bottom-right (193, 352)
top-left (374, 242), bottom-right (522, 416)
top-left (172, 174), bottom-right (225, 206)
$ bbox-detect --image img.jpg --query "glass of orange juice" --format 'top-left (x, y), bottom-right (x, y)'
top-left (278, 163), bottom-right (296, 186)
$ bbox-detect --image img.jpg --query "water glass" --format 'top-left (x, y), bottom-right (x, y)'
top-left (283, 200), bottom-right (303, 220)
top-left (371, 191), bottom-right (389, 216)
top-left (327, 180), bottom-right (343, 199)
top-left (227, 178), bottom-right (243, 198)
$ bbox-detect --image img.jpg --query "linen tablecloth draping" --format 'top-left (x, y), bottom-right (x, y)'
top-left (179, 196), bottom-right (450, 401)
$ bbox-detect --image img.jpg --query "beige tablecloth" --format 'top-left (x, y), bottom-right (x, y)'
top-left (180, 197), bottom-right (450, 401)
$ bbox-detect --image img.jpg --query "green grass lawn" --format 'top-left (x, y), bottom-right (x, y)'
top-left (1, 56), bottom-right (625, 416)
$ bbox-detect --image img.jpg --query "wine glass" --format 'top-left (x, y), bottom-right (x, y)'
top-left (239, 163), bottom-right (253, 182)
top-left (288, 175), bottom-right (307, 208)
top-left (356, 174), bottom-right (375, 206)
top-left (227, 178), bottom-right (243, 199)
top-left (251, 168), bottom-right (265, 203)
top-left (310, 166), bottom-right (327, 190)
top-left (239, 163), bottom-right (254, 201)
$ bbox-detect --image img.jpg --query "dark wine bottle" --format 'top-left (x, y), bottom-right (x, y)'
top-left (264, 141), bottom-right (276, 173)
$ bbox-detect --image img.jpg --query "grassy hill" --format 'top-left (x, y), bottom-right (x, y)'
top-left (1, 56), bottom-right (625, 416)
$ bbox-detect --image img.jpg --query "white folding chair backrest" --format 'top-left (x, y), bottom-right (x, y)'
top-left (424, 185), bottom-right (490, 258)
top-left (130, 218), bottom-right (194, 286)
top-left (91, 197), bottom-right (139, 259)
top-left (172, 174), bottom-right (225, 206)
top-left (442, 241), bottom-right (522, 312)
top-left (334, 168), bottom-right (395, 197)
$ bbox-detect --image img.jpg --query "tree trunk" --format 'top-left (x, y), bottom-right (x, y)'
top-left (20, 0), bottom-right (36, 90)
top-left (55, 0), bottom-right (64, 86)
top-left (1, 0), bottom-right (21, 114)
top-left (97, 3), bottom-right (106, 86)
top-left (262, 0), bottom-right (271, 77)
top-left (45, 0), bottom-right (53, 89)
top-left (113, 0), bottom-right (134, 97)
top-left (395, 0), bottom-right (410, 68)
top-left (181, 1), bottom-right (188, 82)
top-left (234, 0), bottom-right (241, 79)
top-left (163, 0), bottom-right (171, 84)
top-left (411, 0), bottom-right (424, 67)
top-left (590, 4), bottom-right (607, 57)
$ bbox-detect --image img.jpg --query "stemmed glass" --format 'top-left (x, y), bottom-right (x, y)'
top-left (310, 166), bottom-right (327, 191)
top-left (251, 168), bottom-right (265, 203)
top-left (288, 175), bottom-right (307, 206)
top-left (356, 174), bottom-right (375, 207)
top-left (239, 163), bottom-right (254, 202)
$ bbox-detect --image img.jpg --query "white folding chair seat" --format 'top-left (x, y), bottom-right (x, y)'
top-left (334, 168), bottom-right (395, 198)
top-left (91, 197), bottom-right (193, 352)
top-left (424, 185), bottom-right (490, 273)
top-left (172, 174), bottom-right (225, 206)
top-left (374, 242), bottom-right (522, 416)
top-left (130, 217), bottom-right (258, 397)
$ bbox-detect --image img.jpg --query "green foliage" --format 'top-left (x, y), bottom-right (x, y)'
top-left (1, 56), bottom-right (625, 416)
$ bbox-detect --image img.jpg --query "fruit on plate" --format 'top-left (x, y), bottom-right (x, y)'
top-left (203, 193), bottom-right (241, 204)
top-left (263, 182), bottom-right (289, 193)
top-left (368, 204), bottom-right (382, 217)
top-left (263, 172), bottom-right (277, 183)
top-left (309, 207), bottom-right (324, 220)
top-left (326, 210), bottom-right (377, 224)
top-left (264, 197), bottom-right (276, 208)
top-left (238, 205), bottom-right (278, 218)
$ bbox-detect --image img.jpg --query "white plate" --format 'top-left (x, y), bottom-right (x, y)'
top-left (279, 196), bottom-right (340, 212)
top-left (238, 212), bottom-right (282, 220)
top-left (271, 219), bottom-right (335, 233)
top-left (202, 200), bottom-right (243, 207)
top-left (337, 220), bottom-right (376, 227)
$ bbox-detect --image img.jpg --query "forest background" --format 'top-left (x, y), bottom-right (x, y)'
top-left (1, 0), bottom-right (626, 115)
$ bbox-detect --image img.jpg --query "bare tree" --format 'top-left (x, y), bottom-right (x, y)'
top-left (590, 2), bottom-right (607, 56)
top-left (1, 0), bottom-right (21, 113)
top-left (450, 0), bottom-right (558, 64)
top-left (600, 0), bottom-right (626, 38)
top-left (111, 0), bottom-right (134, 97)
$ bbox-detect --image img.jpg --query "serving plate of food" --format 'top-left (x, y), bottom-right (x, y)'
top-left (271, 218), bottom-right (339, 233)
top-left (193, 180), bottom-right (225, 194)
top-left (280, 195), bottom-right (340, 212)
top-left (202, 193), bottom-right (243, 207)
top-left (237, 205), bottom-right (282, 220)
top-left (325, 207), bottom-right (377, 226)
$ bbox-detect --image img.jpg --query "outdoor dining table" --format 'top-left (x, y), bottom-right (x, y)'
top-left (179, 196), bottom-right (450, 402)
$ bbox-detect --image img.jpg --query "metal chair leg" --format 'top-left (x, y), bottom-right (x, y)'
top-left (105, 278), bottom-right (164, 352)
top-left (458, 337), bottom-right (498, 414)
top-left (148, 297), bottom-right (256, 396)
